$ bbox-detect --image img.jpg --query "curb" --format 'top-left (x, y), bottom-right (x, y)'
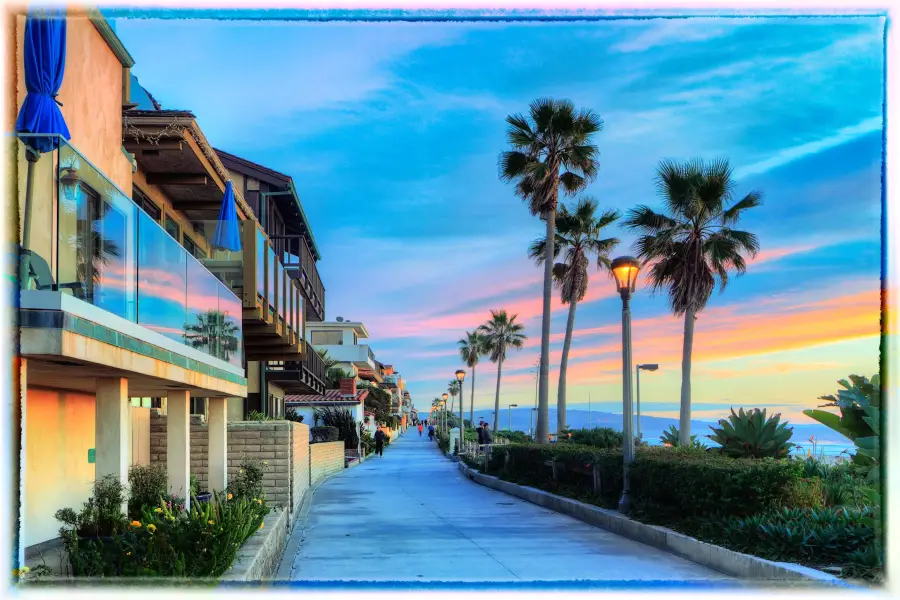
top-left (273, 472), bottom-right (336, 581)
top-left (457, 461), bottom-right (848, 585)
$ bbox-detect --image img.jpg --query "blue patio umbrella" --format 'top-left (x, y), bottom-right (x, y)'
top-left (15, 7), bottom-right (70, 276)
top-left (15, 7), bottom-right (70, 152)
top-left (212, 181), bottom-right (242, 252)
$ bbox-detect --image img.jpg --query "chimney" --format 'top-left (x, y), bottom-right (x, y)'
top-left (339, 378), bottom-right (357, 398)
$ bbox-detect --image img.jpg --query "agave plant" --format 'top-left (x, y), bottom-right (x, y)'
top-left (659, 425), bottom-right (699, 448)
top-left (706, 407), bottom-right (795, 459)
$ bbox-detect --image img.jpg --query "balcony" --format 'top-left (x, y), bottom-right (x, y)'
top-left (266, 346), bottom-right (325, 395)
top-left (311, 343), bottom-right (377, 370)
top-left (199, 220), bottom-right (304, 362)
top-left (271, 234), bottom-right (325, 322)
top-left (16, 134), bottom-right (245, 396)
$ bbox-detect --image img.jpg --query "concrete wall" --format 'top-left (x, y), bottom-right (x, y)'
top-left (23, 388), bottom-right (96, 548)
top-left (310, 441), bottom-right (344, 486)
top-left (291, 423), bottom-right (310, 519)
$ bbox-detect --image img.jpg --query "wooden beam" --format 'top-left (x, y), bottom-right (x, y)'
top-left (124, 141), bottom-right (184, 152)
top-left (167, 201), bottom-right (223, 211)
top-left (145, 173), bottom-right (208, 186)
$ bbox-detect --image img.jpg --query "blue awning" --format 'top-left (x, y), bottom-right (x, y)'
top-left (15, 7), bottom-right (70, 153)
top-left (212, 181), bottom-right (242, 252)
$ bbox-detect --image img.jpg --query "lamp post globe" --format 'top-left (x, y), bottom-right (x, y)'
top-left (610, 256), bottom-right (641, 514)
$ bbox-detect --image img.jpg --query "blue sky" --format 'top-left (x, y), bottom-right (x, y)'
top-left (110, 15), bottom-right (885, 423)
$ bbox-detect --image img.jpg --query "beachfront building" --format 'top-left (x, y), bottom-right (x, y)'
top-left (307, 320), bottom-right (379, 386)
top-left (10, 8), bottom-right (247, 560)
top-left (213, 150), bottom-right (327, 419)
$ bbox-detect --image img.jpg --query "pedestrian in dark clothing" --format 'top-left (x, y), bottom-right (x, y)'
top-left (476, 424), bottom-right (485, 445)
top-left (374, 428), bottom-right (385, 456)
top-left (428, 425), bottom-right (435, 440)
top-left (482, 424), bottom-right (493, 445)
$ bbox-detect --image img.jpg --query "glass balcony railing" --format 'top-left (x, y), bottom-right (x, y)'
top-left (16, 134), bottom-right (243, 369)
top-left (197, 219), bottom-right (303, 346)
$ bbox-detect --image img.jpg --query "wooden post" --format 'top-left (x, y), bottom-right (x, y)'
top-left (592, 464), bottom-right (602, 493)
top-left (483, 447), bottom-right (489, 473)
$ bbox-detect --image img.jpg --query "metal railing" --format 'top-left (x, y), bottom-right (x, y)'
top-left (271, 234), bottom-right (325, 318)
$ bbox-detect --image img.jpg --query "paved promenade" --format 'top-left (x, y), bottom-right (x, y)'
top-left (278, 430), bottom-right (733, 584)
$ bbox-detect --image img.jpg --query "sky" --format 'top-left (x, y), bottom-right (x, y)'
top-left (109, 14), bottom-right (886, 426)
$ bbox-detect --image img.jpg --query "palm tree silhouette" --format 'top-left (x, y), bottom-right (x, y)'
top-left (185, 310), bottom-right (240, 362)
top-left (624, 158), bottom-right (761, 445)
top-left (499, 98), bottom-right (602, 444)
top-left (529, 196), bottom-right (619, 433)
top-left (458, 331), bottom-right (488, 426)
top-left (478, 309), bottom-right (527, 433)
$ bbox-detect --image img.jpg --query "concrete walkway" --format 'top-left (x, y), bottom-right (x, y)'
top-left (278, 431), bottom-right (734, 583)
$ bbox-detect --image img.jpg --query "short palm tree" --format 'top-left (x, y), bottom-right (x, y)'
top-left (529, 197), bottom-right (620, 433)
top-left (624, 158), bottom-right (761, 445)
top-left (459, 331), bottom-right (488, 426)
top-left (477, 309), bottom-right (527, 433)
top-left (499, 98), bottom-right (602, 444)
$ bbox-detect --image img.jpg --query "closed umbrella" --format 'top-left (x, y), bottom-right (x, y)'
top-left (212, 181), bottom-right (242, 252)
top-left (15, 7), bottom-right (70, 265)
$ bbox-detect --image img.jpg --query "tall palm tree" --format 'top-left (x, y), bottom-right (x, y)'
top-left (624, 158), bottom-right (761, 445)
top-left (448, 380), bottom-right (460, 415)
top-left (459, 331), bottom-right (488, 426)
top-left (477, 309), bottom-right (527, 433)
top-left (529, 197), bottom-right (620, 433)
top-left (499, 98), bottom-right (602, 444)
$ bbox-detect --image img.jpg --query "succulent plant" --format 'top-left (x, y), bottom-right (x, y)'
top-left (659, 424), bottom-right (701, 448)
top-left (706, 407), bottom-right (795, 459)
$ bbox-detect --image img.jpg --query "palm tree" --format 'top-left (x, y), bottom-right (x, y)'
top-left (499, 98), bottom-right (602, 444)
top-left (529, 197), bottom-right (620, 433)
top-left (477, 309), bottom-right (527, 433)
top-left (185, 310), bottom-right (240, 361)
top-left (448, 380), bottom-right (461, 414)
top-left (624, 158), bottom-right (761, 445)
top-left (459, 331), bottom-right (488, 426)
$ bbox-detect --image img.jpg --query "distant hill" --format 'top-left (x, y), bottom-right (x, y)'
top-left (465, 407), bottom-right (854, 456)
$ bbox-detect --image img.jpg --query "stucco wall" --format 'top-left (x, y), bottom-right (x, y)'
top-left (24, 387), bottom-right (96, 548)
top-left (291, 423), bottom-right (310, 518)
top-left (310, 441), bottom-right (344, 486)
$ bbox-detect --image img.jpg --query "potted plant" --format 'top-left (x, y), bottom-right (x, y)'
top-left (190, 474), bottom-right (212, 504)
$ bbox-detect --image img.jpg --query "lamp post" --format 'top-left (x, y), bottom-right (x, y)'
top-left (611, 256), bottom-right (641, 514)
top-left (455, 370), bottom-right (466, 454)
top-left (529, 407), bottom-right (536, 439)
top-left (635, 363), bottom-right (658, 442)
top-left (507, 404), bottom-right (518, 431)
top-left (441, 393), bottom-right (449, 433)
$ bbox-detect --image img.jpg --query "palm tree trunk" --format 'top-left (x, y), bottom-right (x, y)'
top-left (557, 299), bottom-right (577, 434)
top-left (493, 357), bottom-right (503, 433)
top-left (536, 208), bottom-right (556, 444)
top-left (469, 365), bottom-right (475, 426)
top-left (679, 309), bottom-right (696, 445)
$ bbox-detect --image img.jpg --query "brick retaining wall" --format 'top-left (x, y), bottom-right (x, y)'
top-left (310, 441), bottom-right (344, 486)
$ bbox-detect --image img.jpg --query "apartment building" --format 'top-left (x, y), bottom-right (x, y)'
top-left (10, 8), bottom-right (248, 554)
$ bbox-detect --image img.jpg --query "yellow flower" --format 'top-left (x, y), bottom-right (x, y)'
top-left (130, 520), bottom-right (142, 528)
top-left (258, 521), bottom-right (264, 530)
top-left (126, 552), bottom-right (132, 556)
top-left (227, 493), bottom-right (233, 500)
top-left (208, 520), bottom-right (215, 525)
top-left (257, 499), bottom-right (262, 505)
top-left (22, 567), bottom-right (29, 574)
top-left (263, 461), bottom-right (268, 465)
top-left (12, 569), bottom-right (19, 577)
top-left (147, 524), bottom-right (157, 533)
top-left (154, 507), bottom-right (163, 513)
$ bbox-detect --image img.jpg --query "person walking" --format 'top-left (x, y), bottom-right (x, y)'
top-left (418, 423), bottom-right (423, 437)
top-left (477, 421), bottom-right (485, 446)
top-left (374, 427), bottom-right (386, 457)
top-left (428, 424), bottom-right (435, 441)
top-left (481, 422), bottom-right (493, 445)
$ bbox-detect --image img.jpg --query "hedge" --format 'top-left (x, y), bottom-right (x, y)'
top-left (487, 443), bottom-right (803, 518)
top-left (310, 426), bottom-right (340, 444)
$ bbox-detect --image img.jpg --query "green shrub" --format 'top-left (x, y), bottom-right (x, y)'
top-left (567, 427), bottom-right (622, 448)
top-left (310, 426), bottom-right (340, 444)
top-left (707, 407), bottom-right (795, 458)
top-left (228, 457), bottom-right (267, 502)
top-left (246, 410), bottom-right (270, 422)
top-left (360, 430), bottom-right (375, 456)
top-left (496, 429), bottom-right (531, 443)
top-left (55, 474), bottom-right (128, 538)
top-left (716, 506), bottom-right (875, 566)
top-left (285, 408), bottom-right (304, 423)
top-left (629, 449), bottom-right (803, 519)
top-left (318, 407), bottom-right (360, 450)
top-left (127, 465), bottom-right (167, 519)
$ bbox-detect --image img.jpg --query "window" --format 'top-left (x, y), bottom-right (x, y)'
top-left (190, 397), bottom-right (207, 416)
top-left (132, 187), bottom-right (161, 222)
top-left (353, 332), bottom-right (359, 345)
top-left (311, 331), bottom-right (342, 345)
top-left (165, 216), bottom-right (180, 241)
top-left (183, 235), bottom-right (197, 256)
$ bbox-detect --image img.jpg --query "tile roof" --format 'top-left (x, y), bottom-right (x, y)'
top-left (285, 389), bottom-right (369, 405)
